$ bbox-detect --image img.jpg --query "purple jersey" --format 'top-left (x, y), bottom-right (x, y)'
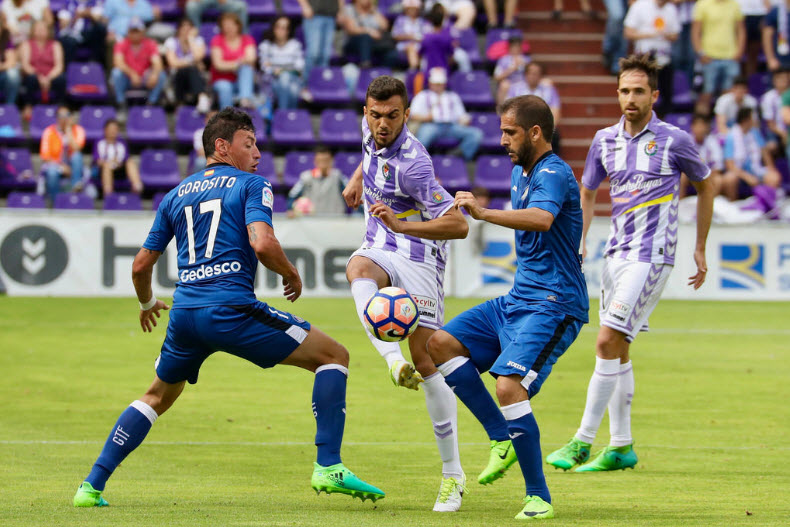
top-left (506, 80), bottom-right (560, 109)
top-left (93, 138), bottom-right (128, 165)
top-left (582, 112), bottom-right (710, 265)
top-left (359, 118), bottom-right (454, 269)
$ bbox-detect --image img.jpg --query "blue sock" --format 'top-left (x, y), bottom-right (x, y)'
top-left (503, 400), bottom-right (550, 503)
top-left (313, 365), bottom-right (347, 467)
top-left (441, 359), bottom-right (510, 442)
top-left (86, 401), bottom-right (157, 491)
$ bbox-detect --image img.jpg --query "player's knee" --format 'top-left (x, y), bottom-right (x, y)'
top-left (596, 328), bottom-right (626, 359)
top-left (495, 375), bottom-right (527, 406)
top-left (324, 340), bottom-right (350, 368)
top-left (426, 330), bottom-right (457, 364)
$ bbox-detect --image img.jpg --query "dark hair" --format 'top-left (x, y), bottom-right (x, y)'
top-left (266, 16), bottom-right (294, 42)
top-left (426, 4), bottom-right (445, 27)
top-left (736, 107), bottom-right (753, 125)
top-left (471, 186), bottom-right (490, 199)
top-left (500, 94), bottom-right (554, 142)
top-left (618, 53), bottom-right (660, 91)
top-left (177, 17), bottom-right (194, 31)
top-left (508, 34), bottom-right (524, 45)
top-left (202, 107), bottom-right (256, 157)
top-left (365, 75), bottom-right (409, 109)
top-left (691, 113), bottom-right (711, 125)
top-left (314, 145), bottom-right (332, 155)
top-left (773, 67), bottom-right (789, 79)
top-left (526, 62), bottom-right (543, 75)
top-left (103, 118), bottom-right (120, 129)
top-left (732, 76), bottom-right (748, 88)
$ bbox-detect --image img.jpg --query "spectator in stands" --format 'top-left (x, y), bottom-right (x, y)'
top-left (506, 62), bottom-right (560, 126)
top-left (736, 0), bottom-right (767, 76)
top-left (424, 0), bottom-right (475, 30)
top-left (760, 68), bottom-right (789, 156)
top-left (339, 0), bottom-right (397, 68)
top-left (56, 0), bottom-right (107, 66)
top-left (419, 4), bottom-right (470, 74)
top-left (723, 107), bottom-right (782, 200)
top-left (104, 0), bottom-right (157, 43)
top-left (682, 113), bottom-right (725, 198)
top-left (410, 67), bottom-right (482, 160)
top-left (94, 117), bottom-right (142, 195)
top-left (164, 18), bottom-right (206, 107)
top-left (0, 12), bottom-right (20, 104)
top-left (713, 76), bottom-right (758, 136)
top-left (483, 0), bottom-right (516, 28)
top-left (298, 0), bottom-right (342, 78)
top-left (692, 0), bottom-right (745, 112)
top-left (287, 146), bottom-right (348, 216)
top-left (762, 0), bottom-right (790, 72)
top-left (1, 0), bottom-right (53, 46)
top-left (259, 16), bottom-right (304, 110)
top-left (601, 0), bottom-right (627, 74)
top-left (39, 105), bottom-right (86, 199)
top-left (110, 19), bottom-right (167, 109)
top-left (623, 0), bottom-right (679, 117)
top-left (392, 0), bottom-right (430, 71)
top-left (186, 0), bottom-right (247, 33)
top-left (552, 0), bottom-right (594, 21)
top-left (19, 20), bottom-right (66, 112)
top-left (672, 1), bottom-right (696, 86)
top-left (192, 109), bottom-right (216, 172)
top-left (494, 34), bottom-right (530, 106)
top-left (210, 12), bottom-right (256, 110)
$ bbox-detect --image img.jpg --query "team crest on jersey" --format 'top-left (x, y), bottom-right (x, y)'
top-left (262, 186), bottom-right (274, 208)
top-left (644, 141), bottom-right (658, 156)
top-left (382, 163), bottom-right (391, 179)
top-left (432, 190), bottom-right (444, 203)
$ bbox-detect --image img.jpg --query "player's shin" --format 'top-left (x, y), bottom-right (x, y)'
top-left (350, 278), bottom-right (405, 367)
top-left (608, 361), bottom-right (634, 447)
top-left (422, 372), bottom-right (463, 478)
top-left (85, 401), bottom-right (158, 491)
top-left (312, 364), bottom-right (348, 467)
top-left (575, 357), bottom-right (621, 444)
top-left (501, 400), bottom-right (550, 504)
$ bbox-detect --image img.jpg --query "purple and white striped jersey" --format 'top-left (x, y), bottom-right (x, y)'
top-left (359, 117), bottom-right (454, 269)
top-left (582, 112), bottom-right (710, 265)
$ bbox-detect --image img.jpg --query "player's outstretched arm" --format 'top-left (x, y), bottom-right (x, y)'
top-left (369, 201), bottom-right (469, 240)
top-left (688, 176), bottom-right (716, 290)
top-left (454, 191), bottom-right (555, 232)
top-left (247, 221), bottom-right (303, 301)
top-left (132, 247), bottom-right (170, 332)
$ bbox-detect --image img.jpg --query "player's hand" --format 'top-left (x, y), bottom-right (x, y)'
top-left (283, 273), bottom-right (302, 302)
top-left (139, 299), bottom-right (170, 333)
top-left (369, 202), bottom-right (400, 232)
top-left (688, 248), bottom-right (707, 290)
top-left (342, 177), bottom-right (363, 208)
top-left (454, 191), bottom-right (486, 220)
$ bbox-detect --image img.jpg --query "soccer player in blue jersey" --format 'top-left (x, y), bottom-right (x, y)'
top-left (73, 108), bottom-right (384, 507)
top-left (426, 95), bottom-right (589, 521)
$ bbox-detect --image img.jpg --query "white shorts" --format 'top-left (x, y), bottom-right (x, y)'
top-left (349, 247), bottom-right (445, 330)
top-left (599, 258), bottom-right (673, 343)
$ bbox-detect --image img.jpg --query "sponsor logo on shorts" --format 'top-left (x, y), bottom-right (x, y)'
top-left (412, 294), bottom-right (437, 319)
top-left (180, 261), bottom-right (242, 283)
top-left (507, 361), bottom-right (527, 372)
top-left (608, 300), bottom-right (632, 322)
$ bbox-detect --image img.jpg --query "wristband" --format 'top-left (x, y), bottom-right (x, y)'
top-left (139, 296), bottom-right (157, 310)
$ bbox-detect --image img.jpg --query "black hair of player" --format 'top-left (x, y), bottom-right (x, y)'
top-left (501, 94), bottom-right (554, 143)
top-left (366, 75), bottom-right (410, 110)
top-left (426, 4), bottom-right (445, 28)
top-left (203, 107), bottom-right (256, 157)
top-left (736, 107), bottom-right (753, 125)
top-left (618, 53), bottom-right (660, 91)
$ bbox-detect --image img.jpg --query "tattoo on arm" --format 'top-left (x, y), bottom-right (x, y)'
top-left (248, 224), bottom-right (258, 243)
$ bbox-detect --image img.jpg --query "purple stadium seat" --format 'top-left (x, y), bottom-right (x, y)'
top-left (239, 107), bottom-right (267, 144)
top-left (432, 155), bottom-right (470, 192)
top-left (319, 109), bottom-right (361, 148)
top-left (354, 68), bottom-right (392, 101)
top-left (272, 109), bottom-right (315, 147)
top-left (104, 192), bottom-right (143, 211)
top-left (126, 106), bottom-right (170, 145)
top-left (484, 28), bottom-right (522, 55)
top-left (30, 104), bottom-right (58, 140)
top-left (471, 112), bottom-right (502, 151)
top-left (307, 67), bottom-right (350, 105)
top-left (175, 106), bottom-right (205, 145)
top-left (66, 62), bottom-right (108, 102)
top-left (79, 105), bottom-right (117, 143)
top-left (0, 148), bottom-right (36, 191)
top-left (272, 192), bottom-right (288, 213)
top-left (377, 0), bottom-right (399, 18)
top-left (200, 22), bottom-right (220, 47)
top-left (0, 104), bottom-right (25, 143)
top-left (149, 0), bottom-right (181, 18)
top-left (247, 0), bottom-right (276, 18)
top-left (457, 28), bottom-right (483, 67)
top-left (152, 191), bottom-right (167, 211)
top-left (50, 0), bottom-right (66, 11)
top-left (748, 72), bottom-right (771, 99)
top-left (139, 149), bottom-right (181, 190)
top-left (489, 197), bottom-right (509, 210)
top-left (672, 71), bottom-right (694, 110)
top-left (449, 70), bottom-right (494, 108)
top-left (249, 22), bottom-right (271, 43)
top-left (474, 155), bottom-right (512, 193)
top-left (255, 150), bottom-right (277, 184)
top-left (334, 151), bottom-right (362, 178)
top-left (54, 192), bottom-right (95, 210)
top-left (281, 0), bottom-right (303, 17)
top-left (283, 150), bottom-right (313, 188)
top-left (665, 113), bottom-right (692, 133)
top-left (6, 191), bottom-right (46, 208)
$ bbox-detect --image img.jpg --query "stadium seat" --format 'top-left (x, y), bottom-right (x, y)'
top-left (50, 0), bottom-right (66, 11)
top-left (489, 197), bottom-right (509, 210)
top-left (175, 106), bottom-right (205, 146)
top-left (333, 151), bottom-right (362, 178)
top-left (470, 112), bottom-right (502, 151)
top-left (255, 151), bottom-right (278, 185)
top-left (319, 109), bottom-right (361, 148)
top-left (152, 191), bottom-right (167, 211)
top-left (433, 155), bottom-right (470, 192)
top-left (54, 192), bottom-right (95, 210)
top-left (457, 28), bottom-right (483, 67)
top-left (0, 104), bottom-right (25, 143)
top-left (79, 105), bottom-right (117, 143)
top-left (281, 0), bottom-right (303, 17)
top-left (66, 62), bottom-right (108, 102)
top-left (450, 70), bottom-right (494, 108)
top-left (672, 71), bottom-right (694, 111)
top-left (307, 67), bottom-right (350, 105)
top-left (6, 191), bottom-right (46, 208)
top-left (149, 0), bottom-right (181, 18)
top-left (377, 0), bottom-right (399, 18)
top-left (484, 28), bottom-right (522, 59)
top-left (104, 192), bottom-right (143, 211)
top-left (474, 155), bottom-right (513, 193)
top-left (200, 23), bottom-right (220, 47)
top-left (238, 107), bottom-right (267, 144)
top-left (0, 148), bottom-right (36, 191)
top-left (139, 149), bottom-right (181, 190)
top-left (29, 104), bottom-right (58, 140)
top-left (249, 22), bottom-right (271, 43)
top-left (748, 72), bottom-right (771, 99)
top-left (665, 113), bottom-right (692, 133)
top-left (354, 67), bottom-right (392, 101)
top-left (283, 150), bottom-right (314, 188)
top-left (272, 192), bottom-right (288, 213)
top-left (271, 109), bottom-right (315, 147)
top-left (247, 0), bottom-right (277, 19)
top-left (126, 106), bottom-right (170, 145)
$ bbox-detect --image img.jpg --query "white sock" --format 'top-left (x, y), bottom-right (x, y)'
top-left (608, 361), bottom-right (634, 447)
top-left (422, 372), bottom-right (462, 479)
top-left (350, 278), bottom-right (405, 368)
top-left (575, 357), bottom-right (621, 444)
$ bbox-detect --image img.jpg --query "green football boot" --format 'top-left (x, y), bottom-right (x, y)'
top-left (73, 481), bottom-right (109, 507)
top-left (311, 462), bottom-right (385, 502)
top-left (545, 437), bottom-right (591, 470)
top-left (514, 495), bottom-right (554, 520)
top-left (575, 443), bottom-right (638, 472)
top-left (478, 439), bottom-right (518, 484)
top-left (389, 360), bottom-right (424, 390)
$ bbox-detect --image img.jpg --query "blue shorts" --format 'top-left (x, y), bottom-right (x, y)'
top-left (156, 301), bottom-right (311, 384)
top-left (442, 296), bottom-right (584, 398)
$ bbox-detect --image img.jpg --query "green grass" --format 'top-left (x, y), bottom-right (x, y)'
top-left (1, 297), bottom-right (788, 526)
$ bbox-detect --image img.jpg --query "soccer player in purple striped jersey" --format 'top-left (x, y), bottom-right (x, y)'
top-left (546, 54), bottom-right (717, 473)
top-left (342, 76), bottom-right (517, 512)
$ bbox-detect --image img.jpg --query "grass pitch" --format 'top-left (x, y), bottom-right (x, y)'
top-left (0, 296), bottom-right (788, 526)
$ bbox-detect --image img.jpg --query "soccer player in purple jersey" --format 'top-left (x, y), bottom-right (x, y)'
top-left (342, 76), bottom-right (517, 511)
top-left (546, 54), bottom-right (716, 472)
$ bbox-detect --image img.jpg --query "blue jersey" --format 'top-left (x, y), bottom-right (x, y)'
top-left (508, 152), bottom-right (589, 322)
top-left (143, 163), bottom-right (274, 308)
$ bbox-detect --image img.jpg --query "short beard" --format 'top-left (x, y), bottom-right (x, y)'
top-left (374, 121), bottom-right (404, 149)
top-left (515, 140), bottom-right (534, 168)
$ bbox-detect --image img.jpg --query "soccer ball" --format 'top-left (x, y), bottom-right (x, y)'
top-left (364, 287), bottom-right (420, 342)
